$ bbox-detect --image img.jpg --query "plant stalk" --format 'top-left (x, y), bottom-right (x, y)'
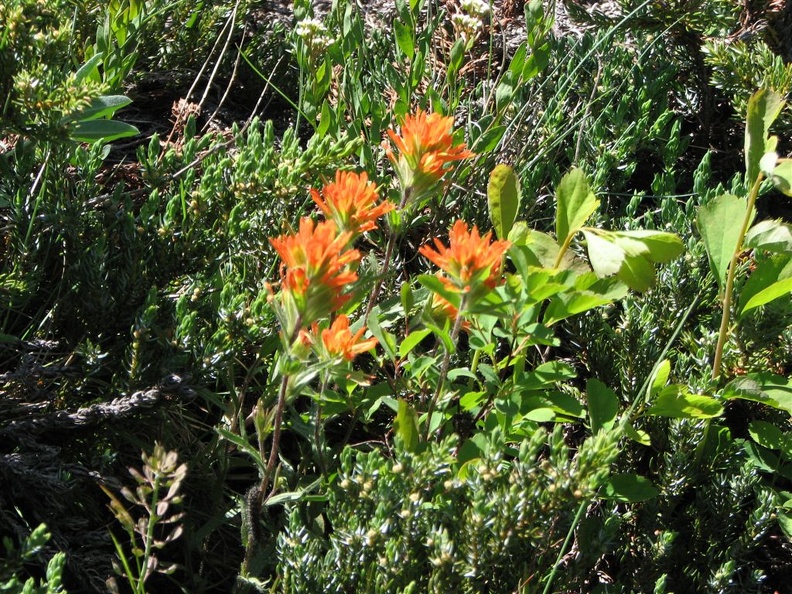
top-left (711, 176), bottom-right (762, 380)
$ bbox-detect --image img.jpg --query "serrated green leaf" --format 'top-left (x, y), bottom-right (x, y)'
top-left (602, 474), bottom-right (659, 502)
top-left (556, 167), bottom-right (599, 244)
top-left (587, 378), bottom-right (619, 434)
top-left (647, 386), bottom-right (724, 418)
top-left (745, 89), bottom-right (785, 184)
top-left (697, 194), bottom-right (752, 290)
top-left (488, 164), bottom-right (521, 240)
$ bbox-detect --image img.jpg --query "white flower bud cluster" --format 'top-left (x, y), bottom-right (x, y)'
top-left (295, 17), bottom-right (333, 54)
top-left (451, 0), bottom-right (490, 48)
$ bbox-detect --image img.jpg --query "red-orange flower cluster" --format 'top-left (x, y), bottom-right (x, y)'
top-left (269, 218), bottom-right (360, 331)
top-left (320, 315), bottom-right (378, 361)
top-left (419, 220), bottom-right (511, 294)
top-left (385, 109), bottom-right (474, 203)
top-left (311, 170), bottom-right (394, 236)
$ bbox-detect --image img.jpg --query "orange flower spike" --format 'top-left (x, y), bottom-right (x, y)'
top-left (419, 220), bottom-right (511, 293)
top-left (269, 217), bottom-right (361, 328)
top-left (386, 109), bottom-right (474, 204)
top-left (321, 315), bottom-right (378, 361)
top-left (311, 170), bottom-right (394, 236)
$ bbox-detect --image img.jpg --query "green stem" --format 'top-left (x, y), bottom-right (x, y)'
top-left (539, 499), bottom-right (588, 594)
top-left (711, 176), bottom-right (763, 380)
top-left (553, 231), bottom-right (576, 270)
top-left (422, 294), bottom-right (467, 441)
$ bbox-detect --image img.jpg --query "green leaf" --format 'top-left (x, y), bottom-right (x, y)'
top-left (770, 160), bottom-right (792, 196)
top-left (70, 119), bottom-right (139, 143)
top-left (74, 53), bottom-right (104, 83)
top-left (647, 385), bottom-right (724, 418)
top-left (724, 373), bottom-right (792, 414)
top-left (617, 253), bottom-right (655, 293)
top-left (602, 474), bottom-right (659, 502)
top-left (399, 328), bottom-right (431, 358)
top-left (779, 513), bottom-right (792, 540)
top-left (697, 194), bottom-right (752, 290)
top-left (649, 359), bottom-right (671, 397)
top-left (394, 20), bottom-right (414, 61)
top-left (587, 378), bottom-right (619, 434)
top-left (625, 423), bottom-right (651, 446)
top-left (739, 277), bottom-right (792, 317)
top-left (556, 167), bottom-right (599, 244)
top-left (69, 95), bottom-right (132, 122)
top-left (738, 254), bottom-right (792, 319)
top-left (488, 164), bottom-right (521, 240)
top-left (744, 219), bottom-right (792, 253)
top-left (367, 311), bottom-right (397, 362)
top-left (216, 428), bottom-right (265, 473)
top-left (395, 399), bottom-right (420, 453)
top-left (748, 420), bottom-right (788, 451)
top-left (612, 230), bottom-right (685, 263)
top-left (745, 89), bottom-right (785, 184)
top-left (582, 230), bottom-right (624, 278)
top-left (417, 274), bottom-right (461, 309)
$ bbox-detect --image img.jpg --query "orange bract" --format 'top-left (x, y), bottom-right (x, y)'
top-left (311, 170), bottom-right (394, 235)
top-left (269, 217), bottom-right (360, 322)
top-left (385, 109), bottom-right (474, 201)
top-left (320, 315), bottom-right (378, 361)
top-left (419, 220), bottom-right (510, 294)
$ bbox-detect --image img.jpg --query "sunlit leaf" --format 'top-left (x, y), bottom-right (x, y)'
top-left (488, 164), bottom-right (521, 241)
top-left (697, 194), bottom-right (752, 290)
top-left (744, 219), bottom-right (792, 253)
top-left (648, 385), bottom-right (724, 418)
top-left (556, 167), bottom-right (599, 244)
top-left (745, 89), bottom-right (785, 184)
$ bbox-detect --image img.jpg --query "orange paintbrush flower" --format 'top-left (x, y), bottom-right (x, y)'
top-left (419, 220), bottom-right (511, 297)
top-left (311, 170), bottom-right (394, 236)
top-left (319, 315), bottom-right (378, 361)
top-left (269, 217), bottom-right (361, 332)
top-left (385, 109), bottom-right (474, 204)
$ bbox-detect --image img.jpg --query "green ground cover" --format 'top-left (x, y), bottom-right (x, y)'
top-left (2, 0), bottom-right (792, 592)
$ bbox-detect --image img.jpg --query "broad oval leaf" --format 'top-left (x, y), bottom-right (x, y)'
top-left (395, 399), bottom-right (420, 453)
top-left (744, 219), bottom-right (792, 253)
top-left (587, 378), bottom-right (619, 434)
top-left (602, 473), bottom-right (659, 502)
top-left (488, 164), bottom-right (521, 240)
top-left (770, 160), bottom-right (792, 196)
top-left (647, 385), bottom-right (724, 418)
top-left (745, 89), bottom-right (785, 184)
top-left (556, 167), bottom-right (599, 245)
top-left (739, 277), bottom-right (792, 317)
top-left (583, 230), bottom-right (624, 278)
top-left (697, 194), bottom-right (752, 290)
top-left (71, 119), bottom-right (139, 143)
